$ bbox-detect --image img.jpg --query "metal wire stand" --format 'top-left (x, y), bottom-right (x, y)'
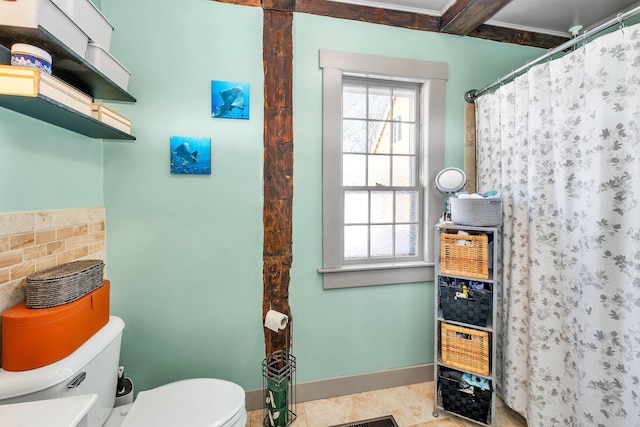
top-left (262, 316), bottom-right (296, 426)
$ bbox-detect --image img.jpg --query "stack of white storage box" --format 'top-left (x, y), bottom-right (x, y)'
top-left (0, 0), bottom-right (132, 135)
top-left (51, 0), bottom-right (131, 91)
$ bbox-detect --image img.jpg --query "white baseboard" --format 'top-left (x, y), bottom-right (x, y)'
top-left (245, 363), bottom-right (434, 411)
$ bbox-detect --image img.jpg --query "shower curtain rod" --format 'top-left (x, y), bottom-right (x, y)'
top-left (464, 4), bottom-right (640, 102)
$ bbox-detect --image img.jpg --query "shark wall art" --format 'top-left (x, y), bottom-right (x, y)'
top-left (170, 136), bottom-right (211, 175)
top-left (211, 80), bottom-right (250, 120)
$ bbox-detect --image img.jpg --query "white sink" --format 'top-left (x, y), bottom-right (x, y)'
top-left (0, 394), bottom-right (97, 427)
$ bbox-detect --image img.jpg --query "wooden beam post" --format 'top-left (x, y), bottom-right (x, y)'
top-left (464, 101), bottom-right (476, 193)
top-left (263, 4), bottom-right (294, 357)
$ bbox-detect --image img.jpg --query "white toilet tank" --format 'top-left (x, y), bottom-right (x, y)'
top-left (0, 316), bottom-right (125, 427)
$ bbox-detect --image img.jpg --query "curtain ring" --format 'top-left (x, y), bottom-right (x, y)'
top-left (617, 13), bottom-right (626, 33)
top-left (545, 48), bottom-right (553, 63)
top-left (583, 30), bottom-right (593, 48)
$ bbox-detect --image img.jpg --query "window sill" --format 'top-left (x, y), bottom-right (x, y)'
top-left (318, 261), bottom-right (434, 289)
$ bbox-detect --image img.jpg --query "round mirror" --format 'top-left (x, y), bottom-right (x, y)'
top-left (435, 167), bottom-right (467, 194)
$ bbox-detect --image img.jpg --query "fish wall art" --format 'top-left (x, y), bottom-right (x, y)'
top-left (170, 136), bottom-right (211, 175)
top-left (211, 80), bottom-right (250, 120)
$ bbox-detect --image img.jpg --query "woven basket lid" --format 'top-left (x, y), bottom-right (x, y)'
top-left (27, 260), bottom-right (104, 282)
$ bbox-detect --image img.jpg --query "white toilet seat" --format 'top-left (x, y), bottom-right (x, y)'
top-left (120, 378), bottom-right (247, 427)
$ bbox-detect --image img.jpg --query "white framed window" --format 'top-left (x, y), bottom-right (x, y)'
top-left (342, 78), bottom-right (421, 262)
top-left (318, 49), bottom-right (448, 289)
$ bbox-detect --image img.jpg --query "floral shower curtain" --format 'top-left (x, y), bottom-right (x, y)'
top-left (475, 23), bottom-right (640, 426)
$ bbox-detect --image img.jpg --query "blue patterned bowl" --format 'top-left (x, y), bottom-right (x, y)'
top-left (11, 43), bottom-right (52, 74)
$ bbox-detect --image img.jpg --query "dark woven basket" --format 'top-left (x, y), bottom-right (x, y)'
top-left (26, 260), bottom-right (105, 309)
top-left (439, 375), bottom-right (492, 424)
top-left (439, 285), bottom-right (492, 327)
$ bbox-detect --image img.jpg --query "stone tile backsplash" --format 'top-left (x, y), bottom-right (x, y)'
top-left (0, 207), bottom-right (107, 317)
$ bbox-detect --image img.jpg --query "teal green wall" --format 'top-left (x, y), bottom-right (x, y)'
top-left (101, 0), bottom-right (542, 393)
top-left (0, 110), bottom-right (104, 212)
top-left (290, 15), bottom-right (542, 382)
top-left (102, 0), bottom-right (265, 391)
top-left (0, 0), bottom-right (542, 393)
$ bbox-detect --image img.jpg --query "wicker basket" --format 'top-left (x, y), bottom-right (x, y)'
top-left (441, 322), bottom-right (490, 375)
top-left (438, 372), bottom-right (492, 424)
top-left (439, 285), bottom-right (492, 327)
top-left (26, 260), bottom-right (105, 309)
top-left (440, 232), bottom-right (489, 279)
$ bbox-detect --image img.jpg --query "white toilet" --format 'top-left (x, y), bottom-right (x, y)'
top-left (0, 316), bottom-right (248, 427)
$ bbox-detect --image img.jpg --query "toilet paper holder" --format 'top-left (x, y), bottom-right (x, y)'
top-left (262, 349), bottom-right (296, 427)
top-left (264, 310), bottom-right (289, 333)
top-left (262, 313), bottom-right (296, 426)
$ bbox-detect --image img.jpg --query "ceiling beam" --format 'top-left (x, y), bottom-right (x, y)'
top-left (469, 24), bottom-right (568, 50)
top-left (214, 0), bottom-right (261, 6)
top-left (209, 0), bottom-right (569, 49)
top-left (295, 0), bottom-right (440, 32)
top-left (263, 0), bottom-right (295, 10)
top-left (440, 0), bottom-right (513, 35)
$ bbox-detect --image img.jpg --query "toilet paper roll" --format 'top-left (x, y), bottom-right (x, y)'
top-left (264, 310), bottom-right (288, 332)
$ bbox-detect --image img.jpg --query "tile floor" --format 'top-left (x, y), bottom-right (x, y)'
top-left (246, 381), bottom-right (527, 427)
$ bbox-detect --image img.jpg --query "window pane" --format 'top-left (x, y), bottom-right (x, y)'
top-left (344, 191), bottom-right (369, 224)
top-left (368, 86), bottom-right (391, 121)
top-left (368, 121), bottom-right (389, 154)
top-left (396, 191), bottom-right (418, 223)
top-left (392, 156), bottom-right (415, 186)
top-left (343, 119), bottom-right (367, 153)
top-left (343, 154), bottom-right (366, 186)
top-left (371, 225), bottom-right (393, 257)
top-left (370, 191), bottom-right (393, 223)
top-left (345, 225), bottom-right (368, 259)
top-left (393, 88), bottom-right (416, 122)
top-left (368, 155), bottom-right (390, 187)
top-left (392, 123), bottom-right (415, 155)
top-left (392, 121), bottom-right (402, 145)
top-left (395, 224), bottom-right (418, 257)
top-left (343, 84), bottom-right (366, 119)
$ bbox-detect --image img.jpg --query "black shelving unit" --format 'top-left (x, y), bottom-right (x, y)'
top-left (0, 93), bottom-right (135, 140)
